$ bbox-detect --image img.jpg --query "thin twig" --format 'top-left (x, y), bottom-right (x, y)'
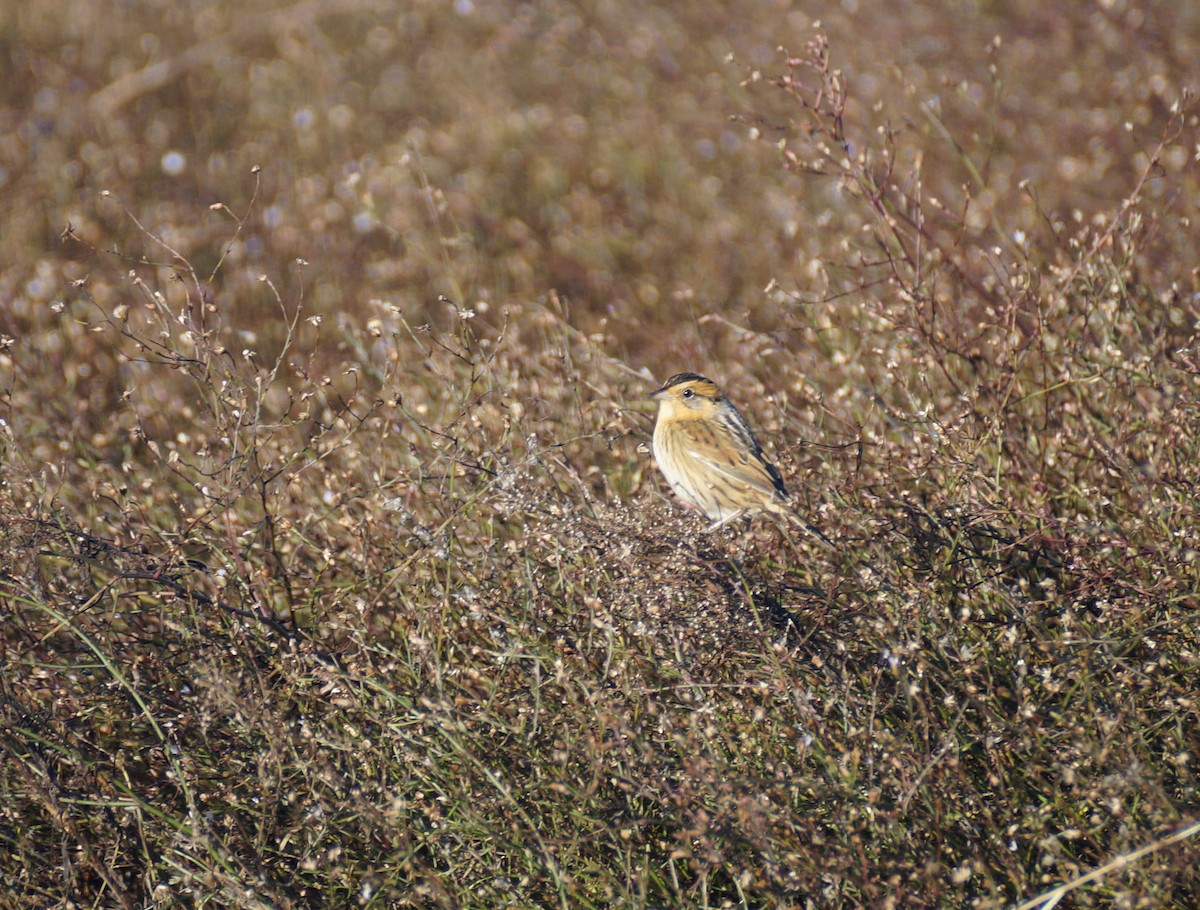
top-left (1013, 818), bottom-right (1200, 910)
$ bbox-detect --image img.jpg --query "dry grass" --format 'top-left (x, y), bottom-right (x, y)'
top-left (2, 2), bottom-right (1199, 907)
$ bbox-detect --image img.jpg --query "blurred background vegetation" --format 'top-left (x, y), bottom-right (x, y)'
top-left (5, 0), bottom-right (1195, 364)
top-left (2, 1), bottom-right (1199, 907)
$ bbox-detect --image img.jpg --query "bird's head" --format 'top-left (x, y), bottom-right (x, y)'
top-left (650, 372), bottom-right (725, 420)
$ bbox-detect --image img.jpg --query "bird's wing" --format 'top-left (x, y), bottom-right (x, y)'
top-left (678, 421), bottom-right (789, 501)
top-left (694, 450), bottom-right (789, 500)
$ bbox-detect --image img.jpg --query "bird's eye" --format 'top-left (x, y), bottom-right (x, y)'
top-left (682, 389), bottom-right (694, 399)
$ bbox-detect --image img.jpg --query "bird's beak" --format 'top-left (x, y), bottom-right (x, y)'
top-left (649, 384), bottom-right (667, 401)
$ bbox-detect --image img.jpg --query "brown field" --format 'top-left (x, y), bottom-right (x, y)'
top-left (2, 1), bottom-right (1199, 907)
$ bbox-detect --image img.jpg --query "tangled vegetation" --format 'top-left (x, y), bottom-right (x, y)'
top-left (2, 2), bottom-right (1199, 907)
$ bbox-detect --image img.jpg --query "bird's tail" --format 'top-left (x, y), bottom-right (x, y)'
top-left (782, 505), bottom-right (896, 592)
top-left (783, 508), bottom-right (837, 549)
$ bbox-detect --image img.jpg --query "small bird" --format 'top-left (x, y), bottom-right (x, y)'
top-left (650, 371), bottom-right (814, 533)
